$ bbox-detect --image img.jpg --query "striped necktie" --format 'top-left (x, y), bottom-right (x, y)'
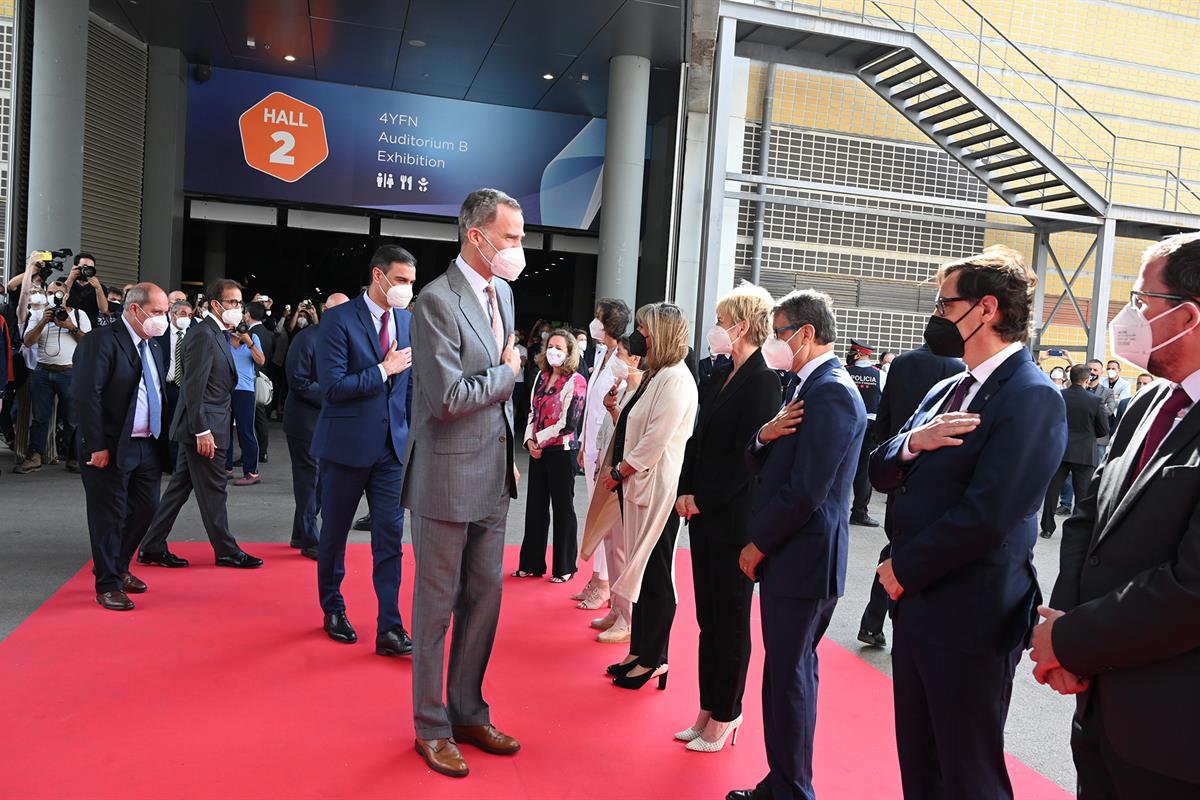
top-left (173, 329), bottom-right (185, 384)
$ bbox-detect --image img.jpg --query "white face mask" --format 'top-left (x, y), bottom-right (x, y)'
top-left (540, 330), bottom-right (549, 341)
top-left (1050, 368), bottom-right (1065, 382)
top-left (1106, 368), bottom-right (1118, 380)
top-left (135, 306), bottom-right (169, 338)
top-left (588, 318), bottom-right (606, 341)
top-left (476, 232), bottom-right (526, 281)
top-left (762, 329), bottom-right (802, 371)
top-left (545, 347), bottom-right (566, 367)
top-left (217, 302), bottom-right (243, 328)
top-left (609, 356), bottom-right (629, 381)
top-left (295, 316), bottom-right (309, 329)
top-left (705, 322), bottom-right (741, 357)
top-left (385, 282), bottom-right (413, 309)
top-left (29, 293), bottom-right (47, 308)
top-left (174, 316), bottom-right (192, 332)
top-left (1109, 300), bottom-right (1199, 371)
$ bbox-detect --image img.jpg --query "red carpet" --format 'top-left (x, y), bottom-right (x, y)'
top-left (0, 543), bottom-right (1070, 799)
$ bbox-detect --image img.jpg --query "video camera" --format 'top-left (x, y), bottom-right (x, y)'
top-left (32, 248), bottom-right (74, 284)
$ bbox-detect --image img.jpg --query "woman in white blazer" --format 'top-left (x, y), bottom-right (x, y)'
top-left (581, 302), bottom-right (698, 690)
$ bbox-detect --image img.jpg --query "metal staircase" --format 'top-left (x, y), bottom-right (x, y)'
top-left (857, 45), bottom-right (1102, 217)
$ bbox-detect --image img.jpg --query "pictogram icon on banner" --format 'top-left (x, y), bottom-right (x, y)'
top-left (239, 92), bottom-right (329, 182)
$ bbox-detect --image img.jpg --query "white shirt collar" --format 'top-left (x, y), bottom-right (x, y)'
top-left (967, 341), bottom-right (1025, 385)
top-left (796, 349), bottom-right (838, 386)
top-left (362, 291), bottom-right (389, 321)
top-left (1176, 367), bottom-right (1200, 405)
top-left (120, 314), bottom-right (146, 348)
top-left (455, 254), bottom-right (492, 295)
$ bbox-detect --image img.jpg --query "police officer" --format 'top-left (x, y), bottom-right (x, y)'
top-left (846, 339), bottom-right (882, 526)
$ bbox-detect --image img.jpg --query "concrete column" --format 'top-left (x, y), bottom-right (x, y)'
top-left (1087, 218), bottom-right (1116, 361)
top-left (140, 47), bottom-right (189, 291)
top-left (596, 54), bottom-right (650, 310)
top-left (203, 222), bottom-right (227, 287)
top-left (26, 0), bottom-right (89, 258)
top-left (1029, 228), bottom-right (1049, 353)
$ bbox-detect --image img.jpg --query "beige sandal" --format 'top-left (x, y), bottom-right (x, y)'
top-left (576, 582), bottom-right (611, 610)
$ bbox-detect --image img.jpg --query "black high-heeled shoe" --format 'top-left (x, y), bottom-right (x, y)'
top-left (606, 659), bottom-right (638, 678)
top-left (613, 665), bottom-right (668, 691)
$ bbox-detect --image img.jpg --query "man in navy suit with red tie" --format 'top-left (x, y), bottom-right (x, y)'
top-left (313, 245), bottom-right (416, 657)
top-left (870, 246), bottom-right (1066, 799)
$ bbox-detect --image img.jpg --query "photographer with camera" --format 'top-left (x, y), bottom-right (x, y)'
top-left (17, 277), bottom-right (91, 474)
top-left (63, 253), bottom-right (108, 327)
top-left (245, 301), bottom-right (275, 464)
top-left (225, 313), bottom-right (265, 485)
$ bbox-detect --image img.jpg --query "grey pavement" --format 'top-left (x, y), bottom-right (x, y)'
top-left (0, 422), bottom-right (1075, 790)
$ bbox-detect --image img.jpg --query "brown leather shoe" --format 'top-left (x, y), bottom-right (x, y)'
top-left (96, 591), bottom-right (134, 611)
top-left (121, 572), bottom-right (147, 594)
top-left (414, 738), bottom-right (469, 778)
top-left (451, 724), bottom-right (521, 755)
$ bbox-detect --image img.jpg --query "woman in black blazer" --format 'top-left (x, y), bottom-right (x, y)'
top-left (673, 283), bottom-right (782, 752)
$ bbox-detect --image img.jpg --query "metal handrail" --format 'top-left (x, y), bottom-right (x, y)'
top-left (759, 0), bottom-right (1200, 214)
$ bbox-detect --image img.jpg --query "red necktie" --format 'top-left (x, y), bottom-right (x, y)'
top-left (944, 374), bottom-right (976, 413)
top-left (379, 310), bottom-right (391, 356)
top-left (1132, 386), bottom-right (1191, 478)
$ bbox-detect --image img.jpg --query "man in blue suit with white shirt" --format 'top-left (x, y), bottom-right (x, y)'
top-left (313, 245), bottom-right (416, 657)
top-left (727, 289), bottom-right (867, 800)
top-left (870, 246), bottom-right (1066, 800)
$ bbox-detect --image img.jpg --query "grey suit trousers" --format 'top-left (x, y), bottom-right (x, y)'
top-left (140, 442), bottom-right (241, 558)
top-left (410, 503), bottom-right (508, 740)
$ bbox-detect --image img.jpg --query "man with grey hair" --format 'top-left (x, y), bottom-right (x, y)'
top-left (729, 289), bottom-right (867, 800)
top-left (403, 188), bottom-right (525, 778)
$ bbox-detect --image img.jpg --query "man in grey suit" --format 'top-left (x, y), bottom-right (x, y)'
top-left (403, 189), bottom-right (524, 778)
top-left (138, 278), bottom-right (262, 569)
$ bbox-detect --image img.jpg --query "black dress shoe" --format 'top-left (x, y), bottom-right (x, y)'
top-left (288, 538), bottom-right (302, 549)
top-left (857, 629), bottom-right (887, 647)
top-left (215, 551), bottom-right (264, 569)
top-left (96, 590), bottom-right (135, 611)
top-left (324, 612), bottom-right (357, 643)
top-left (850, 514), bottom-right (881, 527)
top-left (727, 786), bottom-right (772, 800)
top-left (259, 452), bottom-right (268, 463)
top-left (376, 626), bottom-right (413, 657)
top-left (137, 550), bottom-right (189, 568)
top-left (300, 546), bottom-right (318, 561)
top-left (1040, 529), bottom-right (1054, 539)
top-left (352, 514), bottom-right (372, 531)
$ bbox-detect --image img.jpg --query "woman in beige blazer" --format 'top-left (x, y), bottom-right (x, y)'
top-left (581, 302), bottom-right (698, 690)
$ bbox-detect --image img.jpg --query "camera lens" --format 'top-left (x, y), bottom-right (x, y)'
top-left (80, 265), bottom-right (96, 279)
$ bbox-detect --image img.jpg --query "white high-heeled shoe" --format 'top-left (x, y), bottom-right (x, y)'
top-left (685, 716), bottom-right (743, 752)
top-left (673, 712), bottom-right (712, 742)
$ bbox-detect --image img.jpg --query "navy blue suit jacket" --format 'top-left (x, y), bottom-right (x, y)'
top-left (283, 325), bottom-right (321, 442)
top-left (745, 356), bottom-right (867, 599)
top-left (312, 296), bottom-right (411, 468)
top-left (72, 322), bottom-right (169, 469)
top-left (869, 348), bottom-right (1066, 655)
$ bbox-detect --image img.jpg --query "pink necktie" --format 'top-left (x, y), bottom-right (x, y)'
top-left (484, 285), bottom-right (503, 353)
top-left (378, 310), bottom-right (391, 356)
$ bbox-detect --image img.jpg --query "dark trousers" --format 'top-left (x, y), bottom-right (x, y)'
top-left (1072, 695), bottom-right (1200, 799)
top-left (225, 389), bottom-right (259, 474)
top-left (760, 594), bottom-right (837, 800)
top-left (82, 438), bottom-right (162, 593)
top-left (513, 380), bottom-right (531, 443)
top-left (141, 441), bottom-right (241, 558)
top-left (519, 448), bottom-right (578, 577)
top-left (286, 432), bottom-right (320, 549)
top-left (851, 426), bottom-right (876, 517)
top-left (860, 542), bottom-right (891, 635)
top-left (164, 382), bottom-right (181, 472)
top-left (254, 399), bottom-right (269, 456)
top-left (631, 511), bottom-right (680, 669)
top-left (1042, 461), bottom-right (1092, 534)
top-left (317, 452), bottom-right (405, 631)
top-left (892, 616), bottom-right (1021, 800)
top-left (29, 367), bottom-right (76, 457)
top-left (691, 522), bottom-right (754, 722)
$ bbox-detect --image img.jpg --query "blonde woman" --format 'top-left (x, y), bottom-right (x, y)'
top-left (581, 302), bottom-right (698, 690)
top-left (515, 329), bottom-right (588, 581)
top-left (674, 283), bottom-right (781, 751)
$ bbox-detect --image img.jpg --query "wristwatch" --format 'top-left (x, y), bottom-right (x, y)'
top-left (610, 463), bottom-right (625, 483)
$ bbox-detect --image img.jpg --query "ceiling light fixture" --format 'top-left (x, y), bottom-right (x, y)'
top-left (542, 73), bottom-right (555, 80)
top-left (408, 39), bottom-right (426, 47)
top-left (246, 36), bottom-right (256, 48)
top-left (580, 72), bottom-right (590, 81)
top-left (284, 54), bottom-right (296, 62)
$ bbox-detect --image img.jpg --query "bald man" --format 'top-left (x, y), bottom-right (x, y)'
top-left (73, 283), bottom-right (172, 610)
top-left (167, 290), bottom-right (187, 305)
top-left (284, 292), bottom-right (349, 557)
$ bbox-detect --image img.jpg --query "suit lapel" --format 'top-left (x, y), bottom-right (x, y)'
top-left (203, 316), bottom-right (236, 375)
top-left (354, 295), bottom-right (381, 357)
top-left (964, 349), bottom-right (1025, 415)
top-left (710, 350), bottom-right (762, 417)
top-left (1096, 386), bottom-right (1200, 545)
top-left (112, 322), bottom-right (140, 370)
top-left (446, 261), bottom-right (499, 364)
top-left (793, 356), bottom-right (839, 404)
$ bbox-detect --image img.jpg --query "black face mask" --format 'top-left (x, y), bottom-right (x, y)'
top-left (628, 330), bottom-right (648, 358)
top-left (924, 300), bottom-right (982, 358)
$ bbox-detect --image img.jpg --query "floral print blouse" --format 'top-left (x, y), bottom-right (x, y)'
top-left (524, 369), bottom-right (588, 450)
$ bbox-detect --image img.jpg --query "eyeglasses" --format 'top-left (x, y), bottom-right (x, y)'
top-left (772, 323), bottom-right (801, 338)
top-left (219, 298), bottom-right (244, 308)
top-left (934, 296), bottom-right (970, 316)
top-left (1130, 290), bottom-right (1193, 309)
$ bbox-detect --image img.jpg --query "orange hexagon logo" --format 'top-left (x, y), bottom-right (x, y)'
top-left (239, 91), bottom-right (329, 183)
